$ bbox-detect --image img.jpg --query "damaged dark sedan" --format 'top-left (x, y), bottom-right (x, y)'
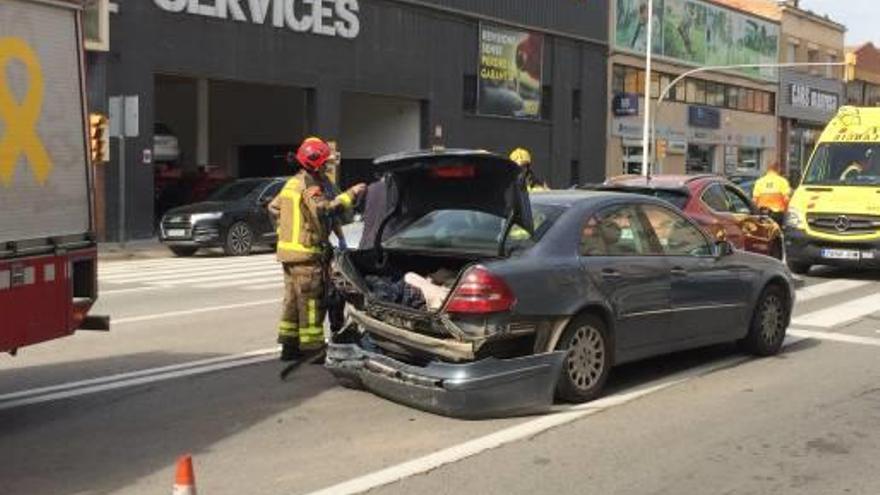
top-left (326, 150), bottom-right (795, 418)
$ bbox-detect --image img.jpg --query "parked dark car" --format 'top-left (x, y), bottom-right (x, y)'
top-left (326, 150), bottom-right (795, 418)
top-left (159, 177), bottom-right (287, 256)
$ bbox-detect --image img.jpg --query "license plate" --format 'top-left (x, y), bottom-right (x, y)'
top-left (821, 248), bottom-right (860, 260)
top-left (166, 228), bottom-right (186, 238)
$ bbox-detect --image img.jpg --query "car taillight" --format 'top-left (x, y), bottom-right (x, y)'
top-left (429, 165), bottom-right (475, 179)
top-left (445, 266), bottom-right (515, 314)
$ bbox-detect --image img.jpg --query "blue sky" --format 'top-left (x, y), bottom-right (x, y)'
top-left (799, 0), bottom-right (880, 46)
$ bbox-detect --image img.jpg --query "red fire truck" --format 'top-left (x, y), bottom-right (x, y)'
top-left (0, 0), bottom-right (108, 354)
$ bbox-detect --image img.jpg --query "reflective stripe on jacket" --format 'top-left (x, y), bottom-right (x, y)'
top-left (270, 170), bottom-right (354, 263)
top-left (752, 171), bottom-right (791, 213)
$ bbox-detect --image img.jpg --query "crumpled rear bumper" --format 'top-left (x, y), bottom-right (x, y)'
top-left (325, 343), bottom-right (566, 419)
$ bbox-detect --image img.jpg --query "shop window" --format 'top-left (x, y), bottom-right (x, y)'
top-left (694, 80), bottom-right (707, 104)
top-left (624, 67), bottom-right (641, 93)
top-left (612, 66), bottom-right (626, 93)
top-left (572, 89), bottom-right (581, 122)
top-left (726, 86), bottom-right (739, 110)
top-left (738, 148), bottom-right (761, 173)
top-left (622, 144), bottom-right (644, 175)
top-left (650, 72), bottom-right (660, 99)
top-left (462, 74), bottom-right (477, 113)
top-left (541, 86), bottom-right (553, 120)
top-left (686, 80), bottom-right (698, 103)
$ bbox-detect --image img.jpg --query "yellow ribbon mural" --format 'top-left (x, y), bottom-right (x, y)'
top-left (0, 37), bottom-right (51, 186)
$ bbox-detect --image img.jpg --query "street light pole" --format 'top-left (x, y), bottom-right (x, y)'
top-left (649, 61), bottom-right (847, 174)
top-left (640, 0), bottom-right (654, 177)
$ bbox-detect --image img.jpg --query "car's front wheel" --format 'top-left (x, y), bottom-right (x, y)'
top-left (223, 221), bottom-right (254, 256)
top-left (740, 284), bottom-right (789, 356)
top-left (555, 314), bottom-right (611, 403)
top-left (168, 246), bottom-right (198, 257)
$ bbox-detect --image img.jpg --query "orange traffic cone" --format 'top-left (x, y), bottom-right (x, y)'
top-left (172, 455), bottom-right (197, 495)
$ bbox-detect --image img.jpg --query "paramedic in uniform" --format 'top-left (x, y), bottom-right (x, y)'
top-left (268, 137), bottom-right (366, 361)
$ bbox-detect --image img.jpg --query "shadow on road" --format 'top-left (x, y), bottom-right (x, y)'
top-left (0, 357), bottom-right (332, 495)
top-left (807, 266), bottom-right (880, 281)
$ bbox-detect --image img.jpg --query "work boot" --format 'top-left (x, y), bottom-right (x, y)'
top-left (280, 342), bottom-right (302, 362)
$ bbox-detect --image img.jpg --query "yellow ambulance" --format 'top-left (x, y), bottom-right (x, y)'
top-left (785, 106), bottom-right (880, 274)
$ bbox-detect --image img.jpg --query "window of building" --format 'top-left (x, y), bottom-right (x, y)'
top-left (686, 79), bottom-right (698, 103)
top-left (572, 89), bottom-right (581, 122)
top-left (828, 53), bottom-right (838, 78)
top-left (612, 66), bottom-right (626, 93)
top-left (808, 48), bottom-right (819, 74)
top-left (707, 82), bottom-right (725, 107)
top-left (787, 42), bottom-right (798, 63)
top-left (726, 86), bottom-right (739, 109)
top-left (694, 80), bottom-right (706, 104)
top-left (660, 74), bottom-right (672, 99)
top-left (570, 160), bottom-right (580, 186)
top-left (738, 148), bottom-right (761, 173)
top-left (624, 67), bottom-right (640, 93)
top-left (650, 71), bottom-right (661, 98)
top-left (621, 143), bottom-right (644, 175)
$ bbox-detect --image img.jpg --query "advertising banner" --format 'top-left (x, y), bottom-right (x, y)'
top-left (478, 23), bottom-right (544, 119)
top-left (615, 0), bottom-right (779, 81)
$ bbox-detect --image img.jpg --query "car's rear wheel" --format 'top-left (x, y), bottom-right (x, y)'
top-left (740, 284), bottom-right (789, 356)
top-left (555, 314), bottom-right (611, 403)
top-left (787, 260), bottom-right (810, 275)
top-left (224, 222), bottom-right (254, 256)
top-left (168, 246), bottom-right (198, 257)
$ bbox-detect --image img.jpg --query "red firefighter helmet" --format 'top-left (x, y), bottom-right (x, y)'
top-left (296, 137), bottom-right (331, 172)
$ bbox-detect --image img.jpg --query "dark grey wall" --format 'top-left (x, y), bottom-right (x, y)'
top-left (103, 0), bottom-right (609, 240)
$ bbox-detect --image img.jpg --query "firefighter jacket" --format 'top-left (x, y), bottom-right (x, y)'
top-left (752, 170), bottom-right (792, 213)
top-left (269, 170), bottom-right (356, 263)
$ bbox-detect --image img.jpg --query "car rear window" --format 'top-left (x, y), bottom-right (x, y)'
top-left (605, 187), bottom-right (690, 210)
top-left (384, 204), bottom-right (562, 253)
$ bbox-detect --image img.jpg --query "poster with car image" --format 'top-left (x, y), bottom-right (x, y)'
top-left (478, 24), bottom-right (544, 119)
top-left (615, 0), bottom-right (779, 81)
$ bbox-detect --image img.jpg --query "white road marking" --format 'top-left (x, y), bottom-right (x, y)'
top-left (0, 347), bottom-right (279, 403)
top-left (0, 349), bottom-right (279, 411)
top-left (792, 292), bottom-right (880, 328)
top-left (100, 286), bottom-right (168, 296)
top-left (99, 254), bottom-right (275, 271)
top-left (795, 279), bottom-right (872, 302)
top-left (789, 328), bottom-right (880, 347)
top-left (100, 266), bottom-right (278, 284)
top-left (301, 354), bottom-right (750, 495)
top-left (112, 299), bottom-right (279, 325)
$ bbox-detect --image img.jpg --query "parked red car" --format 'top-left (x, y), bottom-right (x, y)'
top-left (600, 175), bottom-right (784, 259)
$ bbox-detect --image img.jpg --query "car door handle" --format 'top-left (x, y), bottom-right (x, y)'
top-left (670, 267), bottom-right (688, 277)
top-left (600, 269), bottom-right (621, 279)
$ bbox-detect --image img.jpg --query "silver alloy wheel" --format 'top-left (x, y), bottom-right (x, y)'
top-left (228, 223), bottom-right (253, 255)
top-left (759, 294), bottom-right (784, 346)
top-left (566, 325), bottom-right (606, 391)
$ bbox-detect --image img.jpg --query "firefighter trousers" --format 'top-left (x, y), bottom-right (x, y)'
top-left (278, 261), bottom-right (326, 350)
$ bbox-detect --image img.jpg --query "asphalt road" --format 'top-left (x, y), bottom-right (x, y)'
top-left (2, 252), bottom-right (880, 495)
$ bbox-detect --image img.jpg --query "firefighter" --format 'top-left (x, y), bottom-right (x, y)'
top-left (268, 137), bottom-right (366, 361)
top-left (509, 148), bottom-right (548, 191)
top-left (752, 162), bottom-right (792, 225)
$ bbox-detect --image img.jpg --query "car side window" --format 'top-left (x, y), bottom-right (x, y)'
top-left (701, 184), bottom-right (731, 213)
top-left (641, 205), bottom-right (712, 257)
top-left (724, 186), bottom-right (753, 215)
top-left (259, 181), bottom-right (284, 203)
top-left (580, 206), bottom-right (651, 256)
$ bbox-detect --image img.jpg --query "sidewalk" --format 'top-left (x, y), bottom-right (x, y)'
top-left (98, 238), bottom-right (171, 261)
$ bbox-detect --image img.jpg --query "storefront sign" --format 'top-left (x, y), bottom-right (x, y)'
top-left (612, 93), bottom-right (639, 116)
top-left (615, 0), bottom-right (779, 81)
top-left (153, 0), bottom-right (361, 39)
top-left (478, 23), bottom-right (544, 119)
top-left (790, 84), bottom-right (839, 113)
top-left (688, 106), bottom-right (720, 129)
top-left (611, 118), bottom-right (685, 141)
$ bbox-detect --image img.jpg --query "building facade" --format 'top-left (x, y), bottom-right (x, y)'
top-left (87, 0), bottom-right (609, 241)
top-left (608, 0), bottom-right (780, 178)
top-left (776, 0), bottom-right (845, 181)
top-left (846, 42), bottom-right (880, 107)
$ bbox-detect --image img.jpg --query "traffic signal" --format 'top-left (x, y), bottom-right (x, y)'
top-left (656, 139), bottom-right (668, 160)
top-left (89, 113), bottom-right (109, 164)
